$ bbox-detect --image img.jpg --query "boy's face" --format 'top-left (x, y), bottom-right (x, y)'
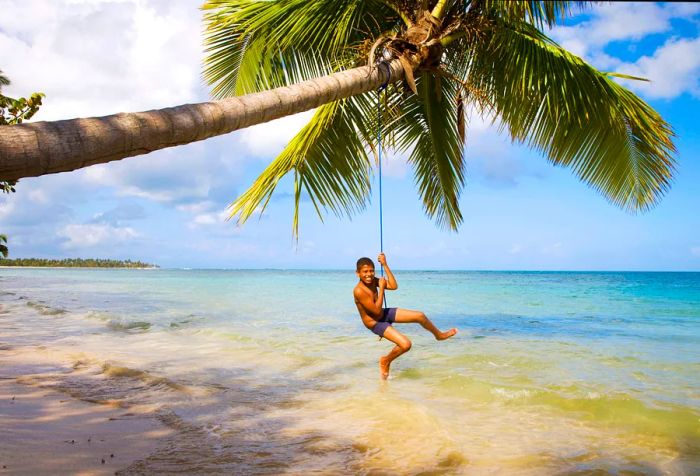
top-left (357, 264), bottom-right (375, 285)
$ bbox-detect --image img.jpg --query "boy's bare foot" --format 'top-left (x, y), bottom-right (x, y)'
top-left (379, 356), bottom-right (391, 379)
top-left (436, 328), bottom-right (458, 341)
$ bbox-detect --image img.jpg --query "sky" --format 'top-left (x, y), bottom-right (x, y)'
top-left (0, 0), bottom-right (699, 271)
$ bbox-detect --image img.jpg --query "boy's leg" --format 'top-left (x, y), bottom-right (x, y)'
top-left (378, 326), bottom-right (412, 379)
top-left (393, 309), bottom-right (458, 340)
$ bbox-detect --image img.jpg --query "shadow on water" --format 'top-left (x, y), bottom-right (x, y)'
top-left (123, 362), bottom-right (700, 476)
top-left (2, 358), bottom-right (448, 474)
top-left (3, 348), bottom-right (700, 475)
top-left (119, 362), bottom-right (472, 475)
top-left (2, 354), bottom-right (472, 475)
top-left (120, 366), bottom-right (364, 474)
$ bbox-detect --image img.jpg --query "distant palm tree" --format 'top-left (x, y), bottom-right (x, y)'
top-left (0, 234), bottom-right (8, 258)
top-left (0, 1), bottom-right (676, 235)
top-left (0, 70), bottom-right (9, 91)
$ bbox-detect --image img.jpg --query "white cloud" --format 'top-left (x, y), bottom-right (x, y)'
top-left (0, 0), bottom-right (204, 121)
top-left (27, 189), bottom-right (49, 204)
top-left (239, 110), bottom-right (316, 158)
top-left (192, 209), bottom-right (230, 226)
top-left (79, 136), bottom-right (245, 205)
top-left (59, 223), bottom-right (138, 249)
top-left (0, 177), bottom-right (76, 228)
top-left (615, 37), bottom-right (700, 99)
top-left (465, 123), bottom-right (546, 188)
top-left (665, 3), bottom-right (700, 17)
top-left (548, 2), bottom-right (700, 99)
top-left (550, 3), bottom-right (674, 58)
top-left (0, 199), bottom-right (16, 220)
top-left (176, 201), bottom-right (217, 214)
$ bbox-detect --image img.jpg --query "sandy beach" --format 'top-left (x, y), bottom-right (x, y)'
top-left (0, 378), bottom-right (172, 475)
top-left (0, 307), bottom-right (172, 475)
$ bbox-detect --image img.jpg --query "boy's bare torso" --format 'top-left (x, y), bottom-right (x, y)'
top-left (354, 280), bottom-right (380, 330)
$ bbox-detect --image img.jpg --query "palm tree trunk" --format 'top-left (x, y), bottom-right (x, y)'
top-left (0, 60), bottom-right (404, 181)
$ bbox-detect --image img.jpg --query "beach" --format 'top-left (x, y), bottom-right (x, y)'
top-left (1, 268), bottom-right (699, 474)
top-left (0, 379), bottom-right (171, 475)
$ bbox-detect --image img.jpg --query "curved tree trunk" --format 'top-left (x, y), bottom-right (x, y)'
top-left (0, 60), bottom-right (405, 181)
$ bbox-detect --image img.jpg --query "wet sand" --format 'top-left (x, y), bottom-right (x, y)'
top-left (0, 379), bottom-right (173, 475)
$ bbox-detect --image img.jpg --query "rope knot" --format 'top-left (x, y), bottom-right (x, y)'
top-left (377, 61), bottom-right (391, 91)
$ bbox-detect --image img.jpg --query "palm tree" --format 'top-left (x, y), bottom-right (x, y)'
top-left (0, 1), bottom-right (676, 235)
top-left (0, 234), bottom-right (8, 258)
top-left (0, 70), bottom-right (9, 92)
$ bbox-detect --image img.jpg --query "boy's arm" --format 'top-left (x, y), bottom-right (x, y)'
top-left (354, 283), bottom-right (385, 319)
top-left (377, 253), bottom-right (398, 290)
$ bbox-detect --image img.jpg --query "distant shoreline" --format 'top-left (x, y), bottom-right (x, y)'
top-left (0, 266), bottom-right (157, 269)
top-left (0, 258), bottom-right (158, 269)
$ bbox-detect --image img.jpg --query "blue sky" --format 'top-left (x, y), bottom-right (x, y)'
top-left (1, 1), bottom-right (699, 270)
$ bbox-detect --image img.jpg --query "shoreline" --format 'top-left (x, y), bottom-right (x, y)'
top-left (0, 266), bottom-right (157, 269)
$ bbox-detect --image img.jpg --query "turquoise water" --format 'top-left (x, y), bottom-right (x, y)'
top-left (1, 269), bottom-right (699, 474)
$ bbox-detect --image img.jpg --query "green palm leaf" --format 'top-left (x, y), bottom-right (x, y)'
top-left (203, 0), bottom-right (400, 97)
top-left (466, 20), bottom-right (675, 211)
top-left (0, 234), bottom-right (7, 258)
top-left (392, 72), bottom-right (465, 229)
top-left (229, 93), bottom-right (378, 236)
top-left (477, 1), bottom-right (594, 28)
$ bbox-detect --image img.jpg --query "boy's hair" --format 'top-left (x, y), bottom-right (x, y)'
top-left (356, 257), bottom-right (374, 271)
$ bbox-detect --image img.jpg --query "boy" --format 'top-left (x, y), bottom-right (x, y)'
top-left (353, 253), bottom-right (458, 379)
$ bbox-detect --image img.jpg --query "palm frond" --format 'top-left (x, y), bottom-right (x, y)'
top-left (391, 72), bottom-right (465, 230)
top-left (0, 70), bottom-right (10, 88)
top-left (202, 9), bottom-right (248, 99)
top-left (228, 94), bottom-right (379, 236)
top-left (467, 20), bottom-right (676, 212)
top-left (378, 0), bottom-right (414, 26)
top-left (203, 0), bottom-right (401, 97)
top-left (0, 234), bottom-right (7, 258)
top-left (477, 1), bottom-right (594, 29)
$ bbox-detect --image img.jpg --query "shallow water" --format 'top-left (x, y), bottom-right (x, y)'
top-left (1, 269), bottom-right (699, 474)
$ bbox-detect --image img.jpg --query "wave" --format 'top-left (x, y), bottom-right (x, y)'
top-left (17, 358), bottom-right (192, 410)
top-left (100, 362), bottom-right (188, 392)
top-left (192, 328), bottom-right (256, 344)
top-left (26, 301), bottom-right (67, 316)
top-left (168, 314), bottom-right (201, 328)
top-left (106, 319), bottom-right (152, 332)
top-left (80, 310), bottom-right (153, 332)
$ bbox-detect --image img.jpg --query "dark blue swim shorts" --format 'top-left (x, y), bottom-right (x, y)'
top-left (371, 308), bottom-right (397, 337)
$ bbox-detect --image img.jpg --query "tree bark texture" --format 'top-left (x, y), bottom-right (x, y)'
top-left (0, 60), bottom-right (404, 181)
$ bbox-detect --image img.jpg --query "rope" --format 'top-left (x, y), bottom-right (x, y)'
top-left (376, 62), bottom-right (390, 309)
top-left (378, 88), bottom-right (384, 267)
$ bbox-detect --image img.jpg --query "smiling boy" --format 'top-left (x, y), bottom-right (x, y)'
top-left (353, 253), bottom-right (458, 379)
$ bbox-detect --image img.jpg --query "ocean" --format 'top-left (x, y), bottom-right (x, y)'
top-left (1, 268), bottom-right (699, 474)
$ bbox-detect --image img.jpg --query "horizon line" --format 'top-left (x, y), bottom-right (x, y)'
top-left (3, 266), bottom-right (699, 273)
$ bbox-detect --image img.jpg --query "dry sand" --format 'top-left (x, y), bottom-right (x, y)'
top-left (0, 378), bottom-right (173, 475)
